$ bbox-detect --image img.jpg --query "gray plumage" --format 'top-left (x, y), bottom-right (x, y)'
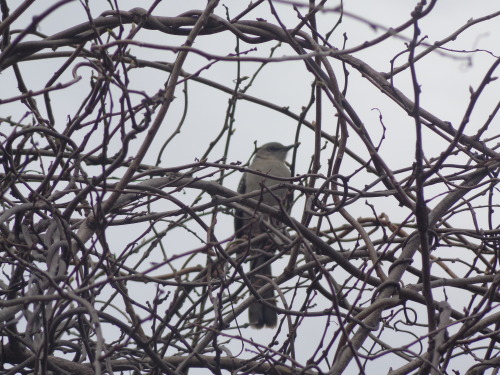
top-left (235, 142), bottom-right (295, 328)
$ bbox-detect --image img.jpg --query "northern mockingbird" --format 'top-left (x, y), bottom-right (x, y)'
top-left (235, 142), bottom-right (295, 328)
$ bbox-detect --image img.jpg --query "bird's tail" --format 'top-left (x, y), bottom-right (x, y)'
top-left (248, 255), bottom-right (277, 329)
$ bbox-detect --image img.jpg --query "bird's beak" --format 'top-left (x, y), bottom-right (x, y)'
top-left (285, 142), bottom-right (300, 150)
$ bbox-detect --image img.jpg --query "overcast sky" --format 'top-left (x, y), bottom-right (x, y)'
top-left (1, 1), bottom-right (499, 373)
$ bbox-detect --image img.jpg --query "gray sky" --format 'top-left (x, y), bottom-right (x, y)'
top-left (1, 1), bottom-right (499, 373)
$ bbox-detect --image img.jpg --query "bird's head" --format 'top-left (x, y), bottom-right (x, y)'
top-left (255, 142), bottom-right (297, 161)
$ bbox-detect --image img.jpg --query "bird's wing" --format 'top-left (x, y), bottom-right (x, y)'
top-left (234, 173), bottom-right (247, 237)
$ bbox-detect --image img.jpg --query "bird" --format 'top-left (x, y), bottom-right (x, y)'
top-left (234, 142), bottom-right (295, 328)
